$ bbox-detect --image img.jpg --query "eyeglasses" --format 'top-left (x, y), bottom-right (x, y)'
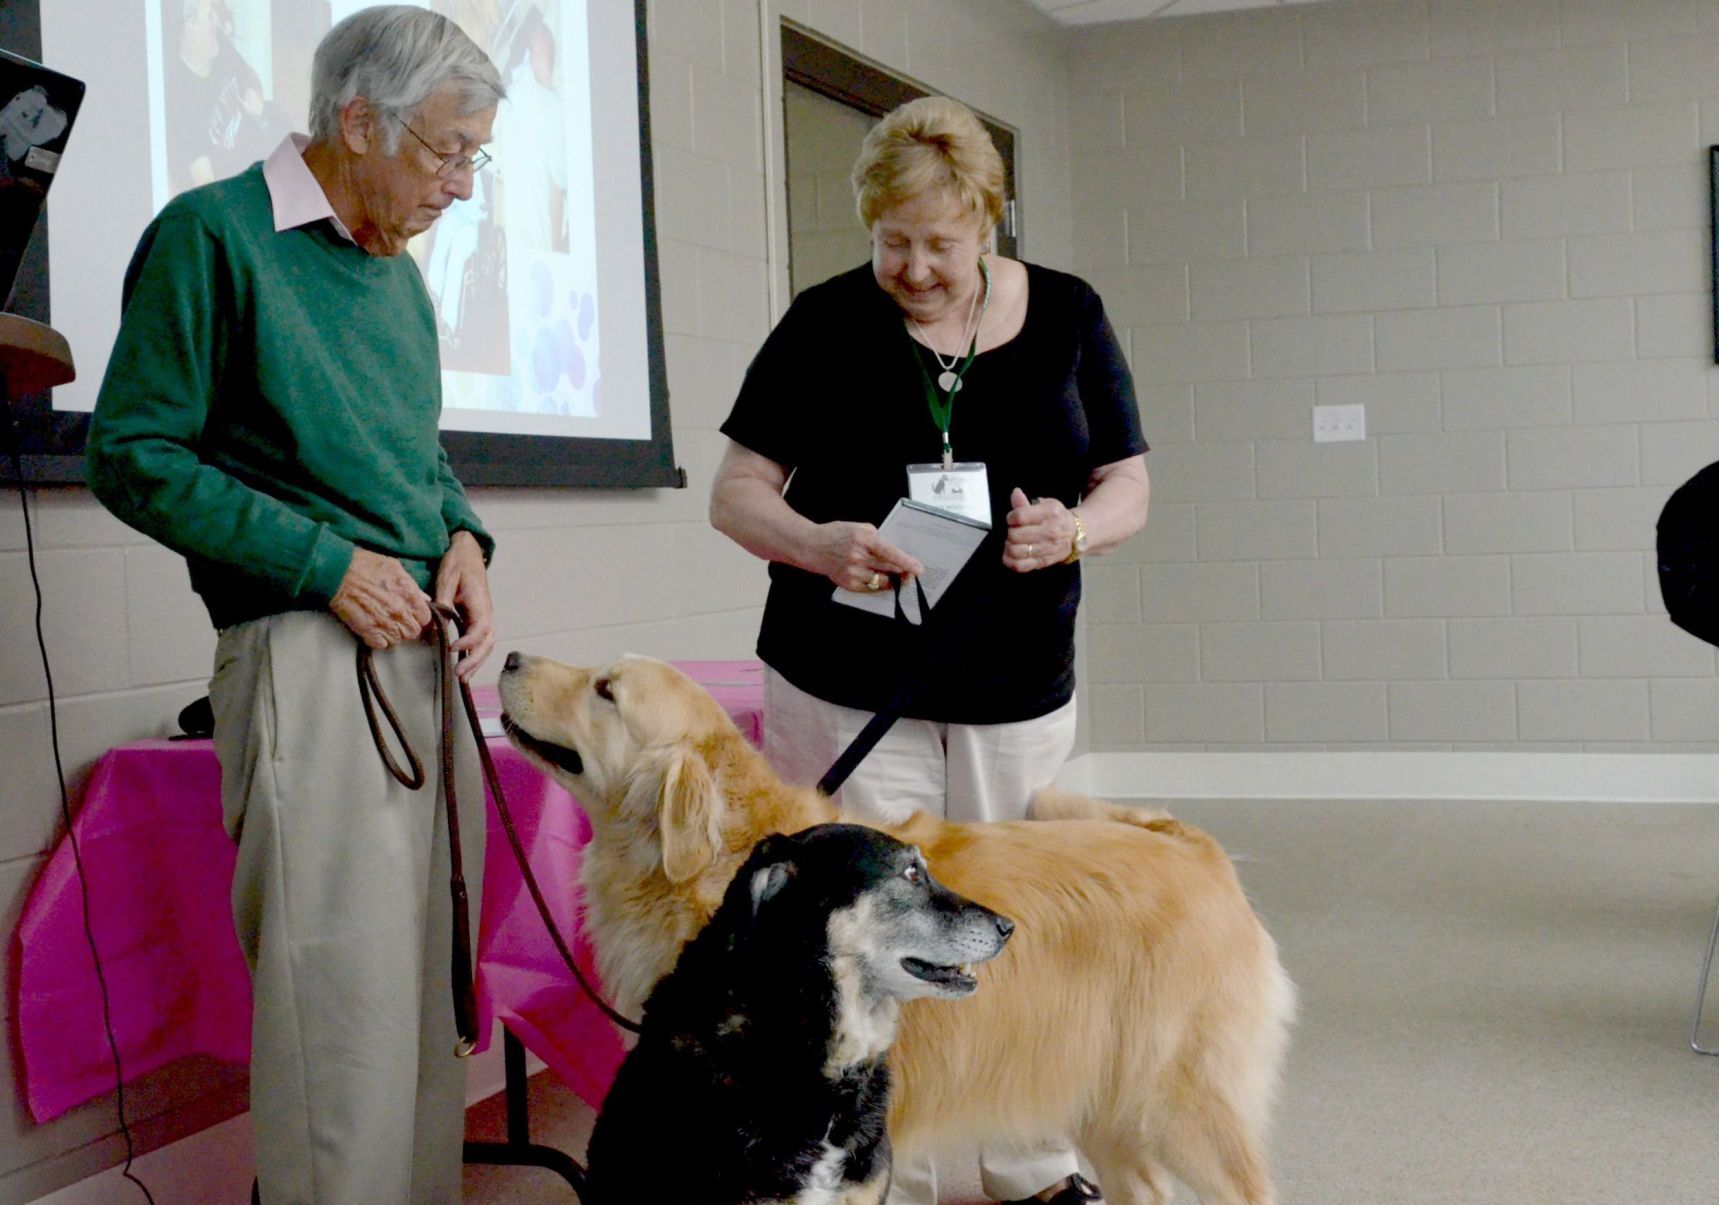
top-left (402, 122), bottom-right (492, 178)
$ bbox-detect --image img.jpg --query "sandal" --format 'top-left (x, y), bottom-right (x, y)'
top-left (1000, 1172), bottom-right (1104, 1205)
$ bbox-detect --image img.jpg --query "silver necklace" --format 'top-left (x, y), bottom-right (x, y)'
top-left (911, 263), bottom-right (991, 393)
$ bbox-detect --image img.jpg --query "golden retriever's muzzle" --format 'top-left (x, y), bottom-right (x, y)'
top-left (498, 652), bottom-right (585, 776)
top-left (500, 713), bottom-right (583, 776)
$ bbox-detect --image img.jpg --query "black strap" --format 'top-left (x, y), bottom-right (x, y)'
top-left (816, 573), bottom-right (970, 797)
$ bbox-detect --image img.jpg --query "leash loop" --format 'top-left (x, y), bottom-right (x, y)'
top-left (356, 645), bottom-right (425, 789)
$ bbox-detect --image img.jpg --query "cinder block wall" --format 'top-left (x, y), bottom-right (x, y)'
top-left (1069, 0), bottom-right (1719, 753)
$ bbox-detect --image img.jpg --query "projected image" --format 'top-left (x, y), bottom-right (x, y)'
top-left (146, 0), bottom-right (604, 422)
top-left (162, 0), bottom-right (291, 193)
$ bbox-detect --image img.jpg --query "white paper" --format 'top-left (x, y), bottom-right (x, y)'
top-left (833, 499), bottom-right (990, 624)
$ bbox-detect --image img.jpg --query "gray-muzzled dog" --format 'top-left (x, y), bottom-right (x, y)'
top-left (581, 822), bottom-right (1014, 1205)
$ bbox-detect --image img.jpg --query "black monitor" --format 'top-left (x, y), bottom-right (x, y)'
top-left (0, 46), bottom-right (82, 312)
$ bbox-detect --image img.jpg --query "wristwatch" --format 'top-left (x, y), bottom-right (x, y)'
top-left (1064, 510), bottom-right (1088, 564)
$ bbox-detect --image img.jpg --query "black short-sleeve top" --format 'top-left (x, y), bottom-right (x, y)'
top-left (720, 261), bottom-right (1147, 725)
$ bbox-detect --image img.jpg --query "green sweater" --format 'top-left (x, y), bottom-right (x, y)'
top-left (86, 164), bottom-right (492, 630)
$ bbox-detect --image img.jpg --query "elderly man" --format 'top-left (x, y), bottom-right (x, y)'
top-left (86, 8), bottom-right (504, 1200)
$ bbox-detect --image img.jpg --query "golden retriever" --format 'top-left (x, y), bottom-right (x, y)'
top-left (497, 653), bottom-right (1295, 1205)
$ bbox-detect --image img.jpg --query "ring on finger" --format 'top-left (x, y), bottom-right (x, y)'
top-left (1025, 543), bottom-right (1034, 559)
top-left (867, 572), bottom-right (885, 591)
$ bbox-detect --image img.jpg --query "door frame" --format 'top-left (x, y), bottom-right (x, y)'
top-left (779, 22), bottom-right (1020, 261)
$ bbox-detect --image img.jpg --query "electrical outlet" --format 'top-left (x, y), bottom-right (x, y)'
top-left (1313, 403), bottom-right (1366, 443)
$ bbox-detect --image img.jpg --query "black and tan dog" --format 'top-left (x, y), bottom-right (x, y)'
top-left (580, 822), bottom-right (1013, 1205)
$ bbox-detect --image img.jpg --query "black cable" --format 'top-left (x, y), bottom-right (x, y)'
top-left (3, 409), bottom-right (155, 1204)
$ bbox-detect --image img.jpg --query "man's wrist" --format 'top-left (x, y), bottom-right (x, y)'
top-left (448, 526), bottom-right (495, 565)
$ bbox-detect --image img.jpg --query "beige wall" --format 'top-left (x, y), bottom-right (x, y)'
top-left (1070, 0), bottom-right (1719, 753)
top-left (0, 0), bottom-right (1072, 1197)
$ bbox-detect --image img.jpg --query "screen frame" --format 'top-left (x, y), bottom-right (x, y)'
top-left (1710, 144), bottom-right (1718, 366)
top-left (0, 0), bottom-right (680, 489)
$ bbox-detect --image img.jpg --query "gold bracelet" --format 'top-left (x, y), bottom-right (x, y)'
top-left (1064, 510), bottom-right (1088, 564)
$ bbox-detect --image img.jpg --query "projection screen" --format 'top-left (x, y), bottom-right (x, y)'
top-left (10, 0), bottom-right (674, 486)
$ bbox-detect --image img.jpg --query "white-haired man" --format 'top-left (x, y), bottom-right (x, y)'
top-left (88, 7), bottom-right (505, 1199)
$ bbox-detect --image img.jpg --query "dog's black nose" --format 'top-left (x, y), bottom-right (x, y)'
top-left (504, 651), bottom-right (522, 673)
top-left (995, 915), bottom-right (1015, 940)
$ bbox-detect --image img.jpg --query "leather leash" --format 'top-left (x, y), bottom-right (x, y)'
top-left (357, 603), bottom-right (643, 1048)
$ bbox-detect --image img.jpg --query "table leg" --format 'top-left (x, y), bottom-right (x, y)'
top-left (462, 1028), bottom-right (588, 1194)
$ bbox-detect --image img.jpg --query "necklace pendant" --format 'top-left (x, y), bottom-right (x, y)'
top-left (937, 369), bottom-right (962, 393)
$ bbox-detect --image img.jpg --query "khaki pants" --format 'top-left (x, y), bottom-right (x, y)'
top-left (763, 668), bottom-right (1082, 1203)
top-left (210, 611), bottom-right (484, 1204)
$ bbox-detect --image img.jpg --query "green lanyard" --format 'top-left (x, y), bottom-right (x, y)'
top-left (912, 259), bottom-right (991, 469)
top-left (915, 344), bottom-right (978, 468)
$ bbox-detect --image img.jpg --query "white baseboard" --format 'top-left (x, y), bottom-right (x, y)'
top-left (26, 1024), bottom-right (543, 1205)
top-left (1058, 751), bottom-right (1719, 803)
top-left (29, 1115), bottom-right (254, 1205)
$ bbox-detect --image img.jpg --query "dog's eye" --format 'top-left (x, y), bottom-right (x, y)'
top-left (594, 678), bottom-right (615, 702)
top-left (902, 863), bottom-right (922, 884)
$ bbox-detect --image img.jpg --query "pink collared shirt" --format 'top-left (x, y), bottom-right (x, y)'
top-left (261, 133), bottom-right (356, 244)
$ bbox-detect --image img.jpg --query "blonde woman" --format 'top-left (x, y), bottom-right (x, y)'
top-left (710, 95), bottom-right (1147, 1205)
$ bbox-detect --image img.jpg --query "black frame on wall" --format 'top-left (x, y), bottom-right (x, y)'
top-left (1710, 145), bottom-right (1719, 365)
top-left (0, 0), bottom-right (680, 489)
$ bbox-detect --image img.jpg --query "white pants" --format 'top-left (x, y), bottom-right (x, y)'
top-left (763, 669), bottom-right (1082, 1203)
top-left (210, 612), bottom-right (484, 1204)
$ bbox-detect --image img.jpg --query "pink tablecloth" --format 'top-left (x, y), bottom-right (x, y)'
top-left (11, 659), bottom-right (764, 1124)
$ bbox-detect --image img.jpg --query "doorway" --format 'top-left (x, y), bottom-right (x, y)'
top-left (779, 24), bottom-right (1018, 300)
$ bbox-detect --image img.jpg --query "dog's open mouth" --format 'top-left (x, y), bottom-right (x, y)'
top-left (500, 713), bottom-right (585, 777)
top-left (902, 958), bottom-right (978, 993)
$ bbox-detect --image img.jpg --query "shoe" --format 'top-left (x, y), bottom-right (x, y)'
top-left (1000, 1173), bottom-right (1104, 1205)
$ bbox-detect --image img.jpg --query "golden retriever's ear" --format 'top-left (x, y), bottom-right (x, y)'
top-left (659, 747), bottom-right (720, 883)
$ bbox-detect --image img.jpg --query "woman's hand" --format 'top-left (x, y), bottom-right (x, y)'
top-left (810, 521), bottom-right (925, 593)
top-left (1003, 488), bottom-right (1079, 572)
top-left (710, 440), bottom-right (923, 591)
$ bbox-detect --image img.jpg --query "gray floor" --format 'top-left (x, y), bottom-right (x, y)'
top-left (462, 798), bottom-right (1719, 1204)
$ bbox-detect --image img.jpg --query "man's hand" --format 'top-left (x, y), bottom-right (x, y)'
top-left (331, 548), bottom-right (433, 649)
top-left (435, 531), bottom-right (495, 681)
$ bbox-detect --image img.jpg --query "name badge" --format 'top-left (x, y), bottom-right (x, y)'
top-left (906, 462), bottom-right (992, 526)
